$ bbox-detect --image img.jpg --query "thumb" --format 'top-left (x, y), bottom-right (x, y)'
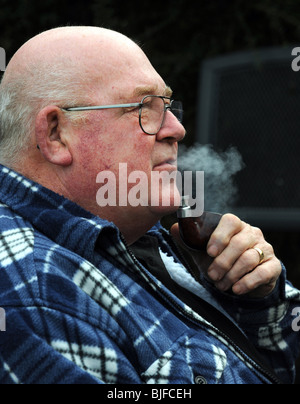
top-left (170, 223), bottom-right (181, 245)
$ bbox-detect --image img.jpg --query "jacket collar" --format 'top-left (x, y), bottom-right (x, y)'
top-left (0, 165), bottom-right (120, 262)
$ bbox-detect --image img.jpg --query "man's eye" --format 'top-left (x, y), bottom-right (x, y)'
top-left (142, 102), bottom-right (152, 109)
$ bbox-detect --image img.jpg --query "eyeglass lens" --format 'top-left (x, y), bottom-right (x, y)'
top-left (140, 96), bottom-right (183, 135)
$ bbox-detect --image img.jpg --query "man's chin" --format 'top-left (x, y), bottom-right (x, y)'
top-left (148, 191), bottom-right (181, 218)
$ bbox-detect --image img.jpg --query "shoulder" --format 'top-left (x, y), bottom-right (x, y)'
top-left (0, 203), bottom-right (35, 270)
top-left (0, 205), bottom-right (79, 309)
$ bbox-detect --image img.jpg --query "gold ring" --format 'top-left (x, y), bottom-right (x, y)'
top-left (253, 247), bottom-right (265, 265)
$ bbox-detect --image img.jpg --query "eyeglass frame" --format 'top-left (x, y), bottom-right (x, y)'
top-left (60, 95), bottom-right (183, 135)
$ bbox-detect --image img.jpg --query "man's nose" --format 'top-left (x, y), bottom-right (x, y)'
top-left (156, 110), bottom-right (186, 143)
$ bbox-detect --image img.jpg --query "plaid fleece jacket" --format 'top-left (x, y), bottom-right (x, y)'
top-left (0, 164), bottom-right (300, 384)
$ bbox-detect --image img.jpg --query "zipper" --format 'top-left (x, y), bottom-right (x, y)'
top-left (120, 233), bottom-right (282, 385)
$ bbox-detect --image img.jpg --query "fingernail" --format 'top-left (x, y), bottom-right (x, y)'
top-left (207, 245), bottom-right (218, 258)
top-left (233, 284), bottom-right (244, 295)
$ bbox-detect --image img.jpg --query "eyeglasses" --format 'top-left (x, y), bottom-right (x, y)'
top-left (61, 95), bottom-right (183, 135)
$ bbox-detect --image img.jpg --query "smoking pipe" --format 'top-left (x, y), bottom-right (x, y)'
top-left (177, 196), bottom-right (222, 272)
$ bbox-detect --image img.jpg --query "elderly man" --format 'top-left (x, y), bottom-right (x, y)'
top-left (0, 26), bottom-right (299, 385)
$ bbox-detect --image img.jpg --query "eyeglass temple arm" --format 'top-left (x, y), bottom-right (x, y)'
top-left (61, 102), bottom-right (141, 112)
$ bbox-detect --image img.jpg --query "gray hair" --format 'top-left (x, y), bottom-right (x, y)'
top-left (0, 61), bottom-right (93, 167)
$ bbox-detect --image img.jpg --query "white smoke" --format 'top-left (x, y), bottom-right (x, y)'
top-left (178, 144), bottom-right (245, 213)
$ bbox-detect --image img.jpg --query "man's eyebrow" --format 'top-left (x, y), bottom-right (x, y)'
top-left (164, 86), bottom-right (173, 97)
top-left (132, 85), bottom-right (173, 98)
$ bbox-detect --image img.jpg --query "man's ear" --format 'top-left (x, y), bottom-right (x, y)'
top-left (35, 106), bottom-right (73, 166)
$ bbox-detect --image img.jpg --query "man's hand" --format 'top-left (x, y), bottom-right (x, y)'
top-left (171, 214), bottom-right (282, 298)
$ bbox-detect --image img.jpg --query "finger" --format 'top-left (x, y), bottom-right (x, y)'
top-left (207, 214), bottom-right (245, 258)
top-left (214, 246), bottom-right (270, 292)
top-left (207, 224), bottom-right (258, 282)
top-left (231, 257), bottom-right (282, 297)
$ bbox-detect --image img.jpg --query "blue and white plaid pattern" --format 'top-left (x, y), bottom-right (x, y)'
top-left (0, 164), bottom-right (300, 384)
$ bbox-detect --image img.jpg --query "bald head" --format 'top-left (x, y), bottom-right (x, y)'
top-left (5, 26), bottom-right (143, 85)
top-left (3, 26), bottom-right (150, 108)
top-left (0, 26), bottom-right (156, 165)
